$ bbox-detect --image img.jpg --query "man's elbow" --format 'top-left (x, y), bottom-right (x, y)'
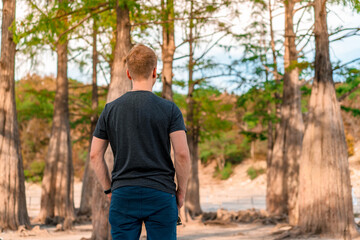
top-left (175, 150), bottom-right (191, 163)
top-left (90, 151), bottom-right (100, 165)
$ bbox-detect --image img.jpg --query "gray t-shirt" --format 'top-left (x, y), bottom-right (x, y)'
top-left (93, 91), bottom-right (186, 194)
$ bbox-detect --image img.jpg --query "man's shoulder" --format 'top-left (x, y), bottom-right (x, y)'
top-left (104, 91), bottom-right (178, 113)
top-left (105, 92), bottom-right (131, 107)
top-left (151, 94), bottom-right (175, 107)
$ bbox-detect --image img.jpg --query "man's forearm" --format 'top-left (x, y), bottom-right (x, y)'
top-left (90, 155), bottom-right (111, 191)
top-left (175, 153), bottom-right (191, 193)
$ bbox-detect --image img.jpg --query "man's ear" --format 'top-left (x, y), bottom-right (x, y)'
top-left (152, 67), bottom-right (157, 78)
top-left (126, 69), bottom-right (132, 80)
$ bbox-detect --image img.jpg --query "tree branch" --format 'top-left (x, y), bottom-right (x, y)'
top-left (338, 83), bottom-right (360, 102)
top-left (173, 55), bottom-right (190, 61)
top-left (54, 2), bottom-right (109, 20)
top-left (176, 28), bottom-right (229, 49)
top-left (333, 57), bottom-right (360, 71)
top-left (194, 33), bottom-right (228, 62)
top-left (131, 16), bottom-right (218, 27)
top-left (55, 7), bottom-right (110, 45)
top-left (293, 2), bottom-right (314, 14)
top-left (300, 77), bottom-right (314, 86)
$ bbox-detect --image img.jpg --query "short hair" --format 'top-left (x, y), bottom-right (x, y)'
top-left (126, 44), bottom-right (157, 80)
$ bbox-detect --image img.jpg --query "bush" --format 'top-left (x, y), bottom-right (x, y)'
top-left (200, 149), bottom-right (214, 164)
top-left (214, 162), bottom-right (233, 180)
top-left (346, 133), bottom-right (355, 157)
top-left (24, 161), bottom-right (45, 182)
top-left (247, 166), bottom-right (265, 180)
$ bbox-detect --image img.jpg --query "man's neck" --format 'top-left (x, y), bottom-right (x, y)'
top-left (131, 79), bottom-right (153, 92)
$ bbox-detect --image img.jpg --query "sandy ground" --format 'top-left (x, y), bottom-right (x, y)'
top-left (2, 152), bottom-right (360, 240)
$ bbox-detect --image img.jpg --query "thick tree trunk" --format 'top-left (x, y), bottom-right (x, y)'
top-left (185, 0), bottom-right (202, 218)
top-left (297, 0), bottom-right (358, 237)
top-left (265, 0), bottom-right (277, 184)
top-left (90, 3), bottom-right (132, 240)
top-left (79, 19), bottom-right (98, 217)
top-left (185, 96), bottom-right (202, 217)
top-left (268, 0), bottom-right (281, 134)
top-left (161, 0), bottom-right (175, 101)
top-left (267, 0), bottom-right (304, 224)
top-left (266, 107), bottom-right (274, 167)
top-left (38, 41), bottom-right (75, 228)
top-left (0, 0), bottom-right (30, 231)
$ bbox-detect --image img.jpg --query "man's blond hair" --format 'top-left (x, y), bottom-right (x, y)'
top-left (126, 44), bottom-right (157, 80)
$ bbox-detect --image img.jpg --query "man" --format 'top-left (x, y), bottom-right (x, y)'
top-left (90, 44), bottom-right (191, 240)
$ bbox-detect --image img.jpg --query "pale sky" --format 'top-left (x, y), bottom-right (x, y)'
top-left (7, 1), bottom-right (360, 93)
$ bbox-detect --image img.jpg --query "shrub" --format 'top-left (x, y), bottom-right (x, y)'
top-left (214, 162), bottom-right (233, 180)
top-left (247, 166), bottom-right (265, 180)
top-left (24, 161), bottom-right (45, 182)
top-left (346, 133), bottom-right (355, 157)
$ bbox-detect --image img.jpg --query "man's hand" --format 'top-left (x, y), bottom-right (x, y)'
top-left (176, 188), bottom-right (186, 210)
top-left (107, 193), bottom-right (112, 203)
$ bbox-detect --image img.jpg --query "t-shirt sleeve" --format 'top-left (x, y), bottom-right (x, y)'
top-left (169, 103), bottom-right (187, 134)
top-left (93, 104), bottom-right (109, 140)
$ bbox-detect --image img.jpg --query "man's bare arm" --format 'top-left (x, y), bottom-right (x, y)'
top-left (170, 130), bottom-right (191, 209)
top-left (90, 136), bottom-right (111, 194)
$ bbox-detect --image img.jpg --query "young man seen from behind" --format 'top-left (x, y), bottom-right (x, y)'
top-left (90, 44), bottom-right (191, 240)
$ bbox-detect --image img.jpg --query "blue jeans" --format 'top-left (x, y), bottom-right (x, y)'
top-left (109, 186), bottom-right (178, 240)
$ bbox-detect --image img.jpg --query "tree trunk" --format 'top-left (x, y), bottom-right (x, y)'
top-left (0, 0), bottom-right (30, 231)
top-left (185, 0), bottom-right (202, 218)
top-left (37, 40), bottom-right (75, 228)
top-left (297, 0), bottom-right (358, 237)
top-left (267, 0), bottom-right (304, 224)
top-left (90, 3), bottom-right (132, 240)
top-left (268, 0), bottom-right (281, 135)
top-left (161, 0), bottom-right (175, 101)
top-left (251, 140), bottom-right (255, 160)
top-left (265, 1), bottom-right (277, 189)
top-left (266, 107), bottom-right (274, 168)
top-left (78, 18), bottom-right (98, 217)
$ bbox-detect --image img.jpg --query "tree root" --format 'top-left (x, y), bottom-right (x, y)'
top-left (201, 208), bottom-right (287, 226)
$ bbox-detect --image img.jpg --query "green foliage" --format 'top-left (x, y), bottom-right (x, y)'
top-left (193, 87), bottom-right (233, 141)
top-left (237, 81), bottom-right (280, 141)
top-left (285, 60), bottom-right (311, 72)
top-left (24, 161), bottom-right (45, 182)
top-left (300, 85), bottom-right (312, 113)
top-left (247, 166), bottom-right (265, 180)
top-left (336, 68), bottom-right (360, 100)
top-left (214, 162), bottom-right (233, 180)
top-left (16, 83), bottom-right (55, 123)
top-left (173, 92), bottom-right (187, 111)
top-left (16, 75), bottom-right (107, 178)
top-left (330, 0), bottom-right (360, 13)
top-left (301, 85), bottom-right (312, 96)
top-left (200, 131), bottom-right (249, 165)
top-left (341, 106), bottom-right (360, 117)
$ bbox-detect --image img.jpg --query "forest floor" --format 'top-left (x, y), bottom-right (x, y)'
top-left (2, 149), bottom-right (360, 240)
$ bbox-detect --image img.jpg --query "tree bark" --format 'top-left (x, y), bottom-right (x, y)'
top-left (268, 0), bottom-right (281, 133)
top-left (251, 140), bottom-right (255, 160)
top-left (267, 0), bottom-right (304, 224)
top-left (90, 3), bottom-right (132, 239)
top-left (0, 0), bottom-right (30, 231)
top-left (78, 18), bottom-right (98, 217)
top-left (185, 0), bottom-right (202, 218)
top-left (266, 107), bottom-right (274, 169)
top-left (298, 0), bottom-right (358, 237)
top-left (266, 0), bottom-right (279, 173)
top-left (37, 40), bottom-right (75, 228)
top-left (161, 0), bottom-right (175, 101)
